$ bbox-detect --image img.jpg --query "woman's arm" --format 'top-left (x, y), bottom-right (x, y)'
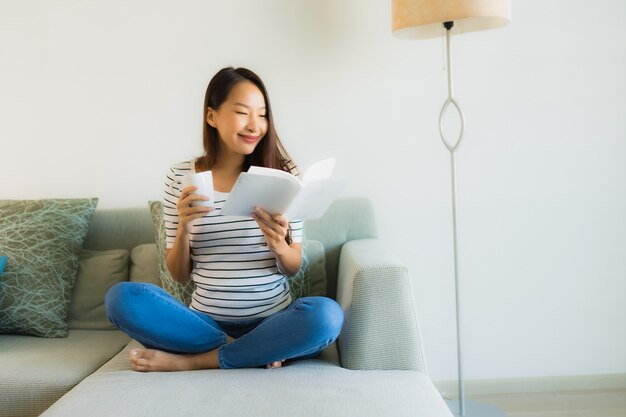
top-left (274, 243), bottom-right (302, 277)
top-left (165, 232), bottom-right (192, 283)
top-left (166, 185), bottom-right (214, 283)
top-left (252, 207), bottom-right (302, 276)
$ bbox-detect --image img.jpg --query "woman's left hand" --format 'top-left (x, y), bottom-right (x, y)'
top-left (252, 207), bottom-right (290, 256)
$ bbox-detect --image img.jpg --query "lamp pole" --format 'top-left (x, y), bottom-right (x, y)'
top-left (439, 20), bottom-right (467, 417)
top-left (439, 21), bottom-right (506, 417)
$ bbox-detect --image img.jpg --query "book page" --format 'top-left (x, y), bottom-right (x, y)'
top-left (285, 177), bottom-right (347, 220)
top-left (302, 158), bottom-right (336, 185)
top-left (248, 166), bottom-right (302, 186)
top-left (220, 173), bottom-right (302, 217)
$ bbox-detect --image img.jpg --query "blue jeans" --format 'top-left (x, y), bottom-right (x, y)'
top-left (104, 282), bottom-right (344, 369)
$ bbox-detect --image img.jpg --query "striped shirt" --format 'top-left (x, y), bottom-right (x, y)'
top-left (163, 159), bottom-right (303, 322)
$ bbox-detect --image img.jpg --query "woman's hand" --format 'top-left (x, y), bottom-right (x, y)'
top-left (252, 207), bottom-right (290, 256)
top-left (176, 185), bottom-right (214, 235)
top-left (252, 207), bottom-right (302, 275)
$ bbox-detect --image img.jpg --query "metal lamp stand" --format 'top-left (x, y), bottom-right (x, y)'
top-left (439, 21), bottom-right (506, 417)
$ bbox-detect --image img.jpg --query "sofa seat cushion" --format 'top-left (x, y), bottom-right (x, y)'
top-left (41, 340), bottom-right (451, 417)
top-left (0, 330), bottom-right (130, 417)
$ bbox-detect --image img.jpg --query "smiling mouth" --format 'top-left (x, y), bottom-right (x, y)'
top-left (238, 134), bottom-right (259, 143)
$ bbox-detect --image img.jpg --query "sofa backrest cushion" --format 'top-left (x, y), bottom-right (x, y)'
top-left (67, 249), bottom-right (129, 330)
top-left (303, 198), bottom-right (377, 300)
top-left (83, 207), bottom-right (154, 251)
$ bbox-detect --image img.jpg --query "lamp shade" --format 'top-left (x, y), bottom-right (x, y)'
top-left (392, 0), bottom-right (510, 39)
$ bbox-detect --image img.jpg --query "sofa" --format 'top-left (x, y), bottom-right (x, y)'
top-left (0, 198), bottom-right (452, 417)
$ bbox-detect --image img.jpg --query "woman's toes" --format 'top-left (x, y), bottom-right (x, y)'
top-left (265, 360), bottom-right (285, 369)
top-left (129, 349), bottom-right (144, 364)
top-left (129, 349), bottom-right (157, 371)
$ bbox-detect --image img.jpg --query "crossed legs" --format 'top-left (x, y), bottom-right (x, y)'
top-left (105, 282), bottom-right (344, 371)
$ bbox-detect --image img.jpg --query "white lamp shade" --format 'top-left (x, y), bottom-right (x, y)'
top-left (392, 0), bottom-right (511, 39)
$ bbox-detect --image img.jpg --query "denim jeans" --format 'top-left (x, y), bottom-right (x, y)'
top-left (104, 282), bottom-right (344, 369)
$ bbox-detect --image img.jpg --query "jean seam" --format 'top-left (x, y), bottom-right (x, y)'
top-left (138, 284), bottom-right (228, 346)
top-left (218, 345), bottom-right (226, 369)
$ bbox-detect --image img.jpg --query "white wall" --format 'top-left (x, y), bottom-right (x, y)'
top-left (1, 0), bottom-right (625, 383)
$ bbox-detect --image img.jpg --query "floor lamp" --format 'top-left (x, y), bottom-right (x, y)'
top-left (392, 1), bottom-right (510, 416)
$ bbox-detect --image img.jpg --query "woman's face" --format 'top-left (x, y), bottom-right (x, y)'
top-left (207, 81), bottom-right (268, 160)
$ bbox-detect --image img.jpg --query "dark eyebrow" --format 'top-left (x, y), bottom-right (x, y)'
top-left (234, 102), bottom-right (266, 110)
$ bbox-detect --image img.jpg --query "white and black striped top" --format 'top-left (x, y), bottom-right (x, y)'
top-left (163, 159), bottom-right (303, 322)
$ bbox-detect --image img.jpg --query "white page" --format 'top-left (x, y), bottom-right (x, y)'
top-left (220, 173), bottom-right (302, 217)
top-left (302, 158), bottom-right (336, 185)
top-left (285, 177), bottom-right (347, 220)
top-left (248, 166), bottom-right (302, 185)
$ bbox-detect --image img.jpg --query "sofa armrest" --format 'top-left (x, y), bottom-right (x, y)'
top-left (336, 238), bottom-right (428, 372)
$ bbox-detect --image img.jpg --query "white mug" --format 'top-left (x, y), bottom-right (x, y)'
top-left (180, 171), bottom-right (215, 207)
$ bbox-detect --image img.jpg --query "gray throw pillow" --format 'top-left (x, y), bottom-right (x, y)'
top-left (129, 243), bottom-right (161, 287)
top-left (67, 249), bottom-right (129, 330)
top-left (0, 199), bottom-right (98, 337)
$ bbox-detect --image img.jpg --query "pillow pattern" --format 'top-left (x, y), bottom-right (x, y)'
top-left (302, 239), bottom-right (327, 297)
top-left (288, 241), bottom-right (328, 300)
top-left (67, 249), bottom-right (129, 330)
top-left (0, 199), bottom-right (98, 337)
top-left (149, 201), bottom-right (195, 305)
top-left (286, 243), bottom-right (310, 300)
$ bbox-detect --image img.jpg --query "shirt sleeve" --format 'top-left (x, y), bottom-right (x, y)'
top-left (163, 166), bottom-right (181, 249)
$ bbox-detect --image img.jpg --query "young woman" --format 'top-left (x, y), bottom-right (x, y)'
top-left (105, 67), bottom-right (344, 371)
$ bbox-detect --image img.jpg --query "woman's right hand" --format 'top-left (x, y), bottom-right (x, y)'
top-left (176, 185), bottom-right (214, 235)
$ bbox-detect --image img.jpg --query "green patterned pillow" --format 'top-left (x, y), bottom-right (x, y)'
top-left (300, 240), bottom-right (327, 297)
top-left (149, 201), bottom-right (195, 305)
top-left (287, 241), bottom-right (327, 299)
top-left (0, 199), bottom-right (98, 337)
top-left (287, 245), bottom-right (310, 299)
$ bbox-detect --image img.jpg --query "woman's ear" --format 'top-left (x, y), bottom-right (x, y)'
top-left (206, 108), bottom-right (217, 127)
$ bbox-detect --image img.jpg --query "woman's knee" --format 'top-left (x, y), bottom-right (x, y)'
top-left (104, 282), bottom-right (156, 321)
top-left (299, 296), bottom-right (344, 339)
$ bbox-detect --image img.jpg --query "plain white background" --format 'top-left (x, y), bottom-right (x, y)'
top-left (1, 0), bottom-right (625, 383)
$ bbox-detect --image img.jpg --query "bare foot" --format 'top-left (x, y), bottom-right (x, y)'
top-left (129, 348), bottom-right (219, 372)
top-left (265, 360), bottom-right (285, 369)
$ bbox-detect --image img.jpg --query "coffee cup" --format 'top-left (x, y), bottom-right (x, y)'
top-left (180, 171), bottom-right (215, 207)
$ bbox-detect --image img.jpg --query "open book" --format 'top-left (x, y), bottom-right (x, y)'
top-left (220, 158), bottom-right (346, 219)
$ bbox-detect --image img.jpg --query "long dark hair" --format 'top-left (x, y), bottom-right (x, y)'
top-left (198, 67), bottom-right (297, 176)
top-left (199, 67), bottom-right (297, 245)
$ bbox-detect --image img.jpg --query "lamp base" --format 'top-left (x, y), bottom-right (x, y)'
top-left (445, 399), bottom-right (507, 417)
